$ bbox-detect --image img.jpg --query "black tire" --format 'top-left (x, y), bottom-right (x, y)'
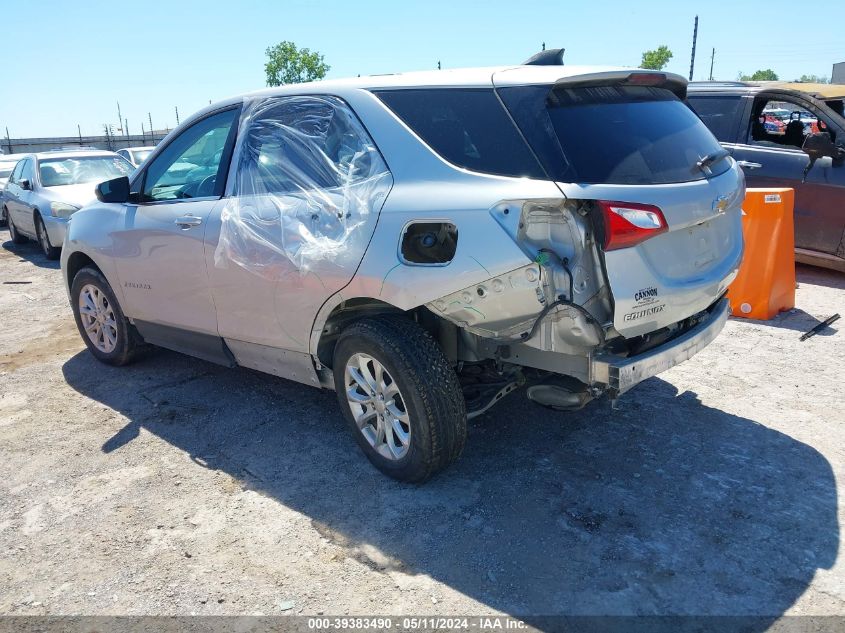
top-left (7, 209), bottom-right (27, 244)
top-left (35, 214), bottom-right (61, 260)
top-left (70, 266), bottom-right (139, 366)
top-left (333, 315), bottom-right (467, 482)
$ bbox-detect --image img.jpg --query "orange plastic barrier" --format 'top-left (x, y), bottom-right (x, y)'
top-left (726, 188), bottom-right (795, 320)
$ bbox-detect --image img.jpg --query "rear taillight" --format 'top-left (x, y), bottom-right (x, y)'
top-left (597, 200), bottom-right (668, 251)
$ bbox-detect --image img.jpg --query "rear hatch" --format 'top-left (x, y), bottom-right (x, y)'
top-left (494, 69), bottom-right (744, 338)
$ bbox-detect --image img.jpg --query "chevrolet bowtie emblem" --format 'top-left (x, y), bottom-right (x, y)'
top-left (713, 195), bottom-right (730, 214)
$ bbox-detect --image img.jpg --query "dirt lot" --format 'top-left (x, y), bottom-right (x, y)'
top-left (0, 227), bottom-right (843, 622)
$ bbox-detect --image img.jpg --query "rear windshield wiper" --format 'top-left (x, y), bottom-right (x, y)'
top-left (695, 149), bottom-right (730, 175)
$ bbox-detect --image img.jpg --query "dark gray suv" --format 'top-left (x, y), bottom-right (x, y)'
top-left (688, 81), bottom-right (845, 272)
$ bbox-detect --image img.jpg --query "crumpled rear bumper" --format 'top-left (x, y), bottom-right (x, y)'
top-left (590, 298), bottom-right (729, 397)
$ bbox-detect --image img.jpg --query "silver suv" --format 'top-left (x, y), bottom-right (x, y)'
top-left (61, 66), bottom-right (744, 481)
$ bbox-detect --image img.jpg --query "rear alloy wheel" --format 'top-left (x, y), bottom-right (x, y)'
top-left (345, 352), bottom-right (412, 461)
top-left (35, 214), bottom-right (60, 259)
top-left (333, 315), bottom-right (467, 482)
top-left (71, 266), bottom-right (138, 366)
top-left (7, 210), bottom-right (27, 244)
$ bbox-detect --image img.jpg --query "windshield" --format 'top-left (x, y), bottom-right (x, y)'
top-left (498, 84), bottom-right (730, 185)
top-left (131, 149), bottom-right (153, 164)
top-left (38, 155), bottom-right (134, 187)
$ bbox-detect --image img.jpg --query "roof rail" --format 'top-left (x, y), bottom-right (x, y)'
top-left (523, 48), bottom-right (565, 66)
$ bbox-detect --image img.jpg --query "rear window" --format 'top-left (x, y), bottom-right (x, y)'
top-left (687, 95), bottom-right (744, 142)
top-left (132, 149), bottom-right (153, 164)
top-left (376, 88), bottom-right (545, 179)
top-left (498, 85), bottom-right (729, 185)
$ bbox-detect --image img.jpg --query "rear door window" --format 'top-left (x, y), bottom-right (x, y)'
top-left (376, 88), bottom-right (546, 179)
top-left (235, 95), bottom-right (386, 195)
top-left (498, 85), bottom-right (729, 185)
top-left (687, 95), bottom-right (744, 142)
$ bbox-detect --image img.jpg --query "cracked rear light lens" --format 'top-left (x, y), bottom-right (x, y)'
top-left (598, 200), bottom-right (668, 251)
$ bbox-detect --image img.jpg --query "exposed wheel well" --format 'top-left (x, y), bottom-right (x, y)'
top-left (315, 298), bottom-right (461, 371)
top-left (65, 252), bottom-right (102, 291)
top-left (316, 299), bottom-right (402, 368)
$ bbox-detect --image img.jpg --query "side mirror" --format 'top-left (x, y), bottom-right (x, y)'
top-left (19, 179), bottom-right (32, 191)
top-left (801, 132), bottom-right (845, 182)
top-left (95, 176), bottom-right (130, 203)
top-left (802, 132), bottom-right (838, 160)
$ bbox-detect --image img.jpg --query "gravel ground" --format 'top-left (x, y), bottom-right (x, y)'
top-left (0, 227), bottom-right (843, 623)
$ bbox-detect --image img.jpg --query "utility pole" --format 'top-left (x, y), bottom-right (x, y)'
top-left (175, 106), bottom-right (180, 126)
top-left (124, 118), bottom-right (129, 138)
top-left (148, 112), bottom-right (154, 144)
top-left (141, 121), bottom-right (146, 145)
top-left (437, 60), bottom-right (441, 70)
top-left (5, 126), bottom-right (12, 154)
top-left (116, 101), bottom-right (124, 135)
top-left (709, 48), bottom-right (715, 81)
top-left (78, 124), bottom-right (83, 146)
top-left (689, 15), bottom-right (698, 81)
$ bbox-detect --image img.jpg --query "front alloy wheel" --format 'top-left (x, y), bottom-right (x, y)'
top-left (70, 266), bottom-right (138, 366)
top-left (78, 283), bottom-right (119, 353)
top-left (36, 215), bottom-right (60, 259)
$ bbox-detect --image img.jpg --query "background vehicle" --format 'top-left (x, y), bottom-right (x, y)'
top-left (117, 146), bottom-right (155, 167)
top-left (62, 66), bottom-right (743, 481)
top-left (688, 81), bottom-right (845, 272)
top-left (3, 149), bottom-right (133, 258)
top-left (0, 154), bottom-right (22, 226)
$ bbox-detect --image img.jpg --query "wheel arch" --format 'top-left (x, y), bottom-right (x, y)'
top-left (64, 250), bottom-right (114, 297)
top-left (313, 297), bottom-right (403, 369)
top-left (312, 295), bottom-right (460, 371)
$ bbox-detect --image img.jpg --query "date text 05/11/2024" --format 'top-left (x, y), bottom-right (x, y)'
top-left (307, 616), bottom-right (528, 630)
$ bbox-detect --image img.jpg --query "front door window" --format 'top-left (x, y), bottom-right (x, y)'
top-left (141, 108), bottom-right (239, 202)
top-left (749, 96), bottom-right (836, 150)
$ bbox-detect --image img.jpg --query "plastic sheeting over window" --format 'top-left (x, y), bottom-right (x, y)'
top-left (215, 95), bottom-right (392, 278)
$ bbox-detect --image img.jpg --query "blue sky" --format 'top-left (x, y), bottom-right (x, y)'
top-left (1, 0), bottom-right (841, 138)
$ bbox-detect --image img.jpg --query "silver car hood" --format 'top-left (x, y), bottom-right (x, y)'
top-left (43, 183), bottom-right (99, 208)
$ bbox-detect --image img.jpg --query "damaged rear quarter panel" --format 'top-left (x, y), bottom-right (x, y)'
top-left (309, 176), bottom-right (564, 355)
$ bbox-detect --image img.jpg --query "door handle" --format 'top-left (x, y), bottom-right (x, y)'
top-left (175, 215), bottom-right (202, 228)
top-left (736, 160), bottom-right (763, 170)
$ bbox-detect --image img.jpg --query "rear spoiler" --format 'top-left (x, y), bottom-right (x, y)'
top-left (550, 70), bottom-right (688, 101)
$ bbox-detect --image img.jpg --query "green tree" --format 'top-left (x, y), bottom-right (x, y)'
top-left (739, 69), bottom-right (779, 81)
top-left (264, 41), bottom-right (330, 87)
top-left (796, 74), bottom-right (829, 84)
top-left (640, 46), bottom-right (673, 70)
